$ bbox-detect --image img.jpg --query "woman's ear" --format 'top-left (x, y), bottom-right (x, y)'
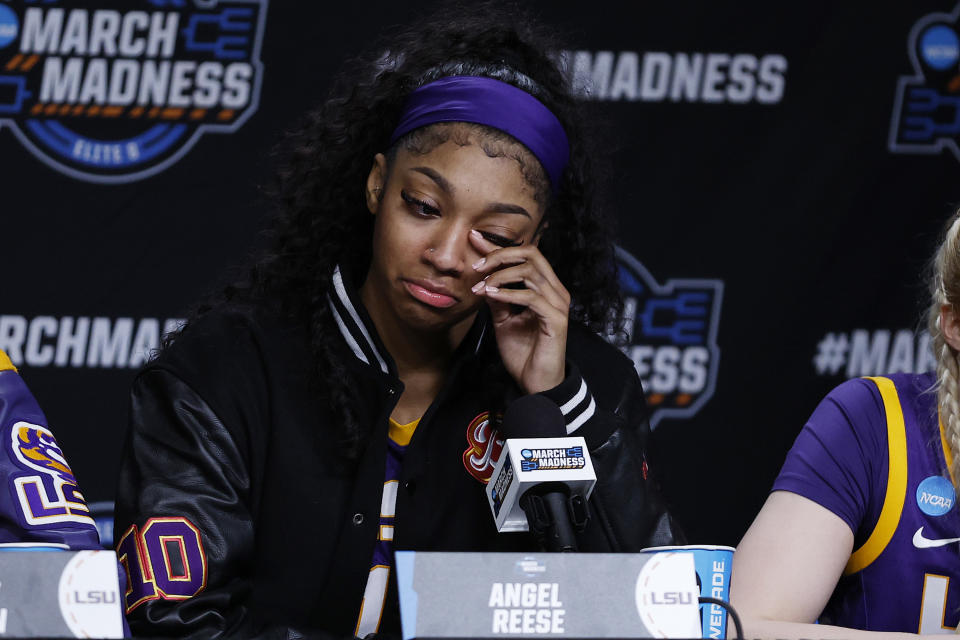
top-left (365, 153), bottom-right (387, 214)
top-left (942, 303), bottom-right (960, 352)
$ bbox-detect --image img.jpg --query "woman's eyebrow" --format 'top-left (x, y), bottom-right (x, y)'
top-left (411, 166), bottom-right (451, 194)
top-left (411, 166), bottom-right (531, 219)
top-left (483, 202), bottom-right (531, 219)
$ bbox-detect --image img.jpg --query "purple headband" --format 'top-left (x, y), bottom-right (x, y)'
top-left (389, 75), bottom-right (570, 192)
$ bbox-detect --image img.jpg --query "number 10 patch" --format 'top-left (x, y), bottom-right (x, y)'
top-left (116, 517), bottom-right (207, 613)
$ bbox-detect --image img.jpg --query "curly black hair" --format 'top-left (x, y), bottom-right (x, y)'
top-left (181, 2), bottom-right (622, 458)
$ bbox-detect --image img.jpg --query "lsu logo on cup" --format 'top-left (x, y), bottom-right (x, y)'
top-left (889, 4), bottom-right (960, 159)
top-left (0, 0), bottom-right (267, 183)
top-left (611, 247), bottom-right (723, 429)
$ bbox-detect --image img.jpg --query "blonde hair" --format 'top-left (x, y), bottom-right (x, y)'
top-left (929, 210), bottom-right (960, 486)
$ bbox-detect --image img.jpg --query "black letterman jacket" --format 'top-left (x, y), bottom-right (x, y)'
top-left (114, 265), bottom-right (682, 639)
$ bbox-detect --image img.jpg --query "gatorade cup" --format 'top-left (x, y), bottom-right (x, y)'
top-left (642, 545), bottom-right (735, 639)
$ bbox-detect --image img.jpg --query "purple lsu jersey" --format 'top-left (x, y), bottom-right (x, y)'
top-left (0, 351), bottom-right (99, 548)
top-left (818, 374), bottom-right (960, 633)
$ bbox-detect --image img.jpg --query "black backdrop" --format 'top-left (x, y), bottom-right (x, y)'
top-left (3, 0), bottom-right (960, 547)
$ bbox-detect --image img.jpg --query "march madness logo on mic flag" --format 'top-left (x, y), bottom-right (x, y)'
top-left (519, 446), bottom-right (586, 471)
top-left (0, 0), bottom-right (267, 183)
top-left (610, 247), bottom-right (723, 429)
top-left (890, 4), bottom-right (960, 159)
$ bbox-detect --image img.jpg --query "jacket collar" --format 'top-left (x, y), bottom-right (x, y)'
top-left (326, 265), bottom-right (490, 375)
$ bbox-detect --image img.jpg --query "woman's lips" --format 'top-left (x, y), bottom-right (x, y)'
top-left (403, 280), bottom-right (458, 308)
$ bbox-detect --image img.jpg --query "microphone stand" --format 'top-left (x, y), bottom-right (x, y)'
top-left (519, 482), bottom-right (590, 552)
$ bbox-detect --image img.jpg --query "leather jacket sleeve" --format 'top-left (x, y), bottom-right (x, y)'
top-left (536, 333), bottom-right (684, 551)
top-left (116, 368), bottom-right (403, 640)
top-left (114, 369), bottom-right (256, 639)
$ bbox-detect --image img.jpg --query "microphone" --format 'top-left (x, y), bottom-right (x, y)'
top-left (485, 394), bottom-right (597, 552)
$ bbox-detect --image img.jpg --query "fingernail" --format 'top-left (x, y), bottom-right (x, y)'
top-left (472, 257), bottom-right (486, 270)
top-left (470, 229), bottom-right (483, 239)
top-left (485, 285), bottom-right (499, 293)
top-left (471, 281), bottom-right (484, 293)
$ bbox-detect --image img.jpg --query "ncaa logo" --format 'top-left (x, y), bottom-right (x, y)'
top-left (610, 247), bottom-right (723, 429)
top-left (917, 475), bottom-right (956, 516)
top-left (889, 4), bottom-right (960, 159)
top-left (0, 0), bottom-right (268, 183)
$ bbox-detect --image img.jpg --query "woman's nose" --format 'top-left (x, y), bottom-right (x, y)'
top-left (424, 224), bottom-right (472, 275)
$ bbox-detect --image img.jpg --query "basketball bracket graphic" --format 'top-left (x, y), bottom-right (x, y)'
top-left (611, 247), bottom-right (723, 429)
top-left (890, 3), bottom-right (960, 160)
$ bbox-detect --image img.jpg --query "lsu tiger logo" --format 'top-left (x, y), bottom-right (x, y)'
top-left (9, 421), bottom-right (93, 527)
top-left (462, 412), bottom-right (505, 483)
top-left (0, 0), bottom-right (267, 183)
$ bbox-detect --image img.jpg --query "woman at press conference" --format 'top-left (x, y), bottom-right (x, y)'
top-left (731, 211), bottom-right (960, 637)
top-left (112, 4), bottom-right (681, 638)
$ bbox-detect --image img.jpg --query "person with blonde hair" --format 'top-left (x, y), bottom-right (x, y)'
top-left (731, 212), bottom-right (960, 637)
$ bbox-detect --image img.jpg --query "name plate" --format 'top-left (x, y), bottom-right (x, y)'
top-left (0, 549), bottom-right (124, 638)
top-left (396, 551), bottom-right (700, 639)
